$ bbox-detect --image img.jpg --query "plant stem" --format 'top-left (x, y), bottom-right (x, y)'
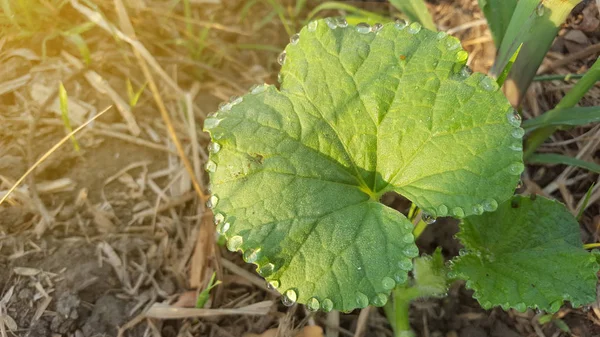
top-left (387, 287), bottom-right (419, 337)
top-left (533, 73), bottom-right (586, 82)
top-left (524, 57), bottom-right (600, 159)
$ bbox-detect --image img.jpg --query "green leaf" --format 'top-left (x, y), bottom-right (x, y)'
top-left (205, 20), bottom-right (522, 312)
top-left (412, 248), bottom-right (448, 297)
top-left (452, 195), bottom-right (598, 313)
top-left (528, 153), bottom-right (600, 174)
top-left (492, 0), bottom-right (580, 106)
top-left (477, 0), bottom-right (518, 48)
top-left (522, 106), bottom-right (600, 131)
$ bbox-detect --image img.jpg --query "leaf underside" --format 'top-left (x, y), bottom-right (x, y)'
top-left (452, 195), bottom-right (599, 313)
top-left (204, 19), bottom-right (522, 312)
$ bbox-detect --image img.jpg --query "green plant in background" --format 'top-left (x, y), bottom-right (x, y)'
top-left (204, 17), bottom-right (599, 337)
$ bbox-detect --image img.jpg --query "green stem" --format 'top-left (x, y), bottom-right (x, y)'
top-left (524, 57), bottom-right (600, 159)
top-left (387, 287), bottom-right (419, 337)
top-left (533, 73), bottom-right (586, 82)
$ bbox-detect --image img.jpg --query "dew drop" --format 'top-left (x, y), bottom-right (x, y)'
top-left (422, 213), bottom-right (436, 224)
top-left (230, 96), bottom-right (243, 105)
top-left (472, 204), bottom-right (484, 215)
top-left (371, 293), bottom-right (388, 307)
top-left (456, 50), bottom-right (468, 63)
top-left (407, 22), bottom-right (421, 34)
top-left (336, 17), bottom-right (348, 28)
top-left (307, 20), bottom-right (318, 32)
top-left (394, 272), bottom-right (408, 284)
top-left (213, 213), bottom-right (224, 225)
top-left (437, 204), bottom-right (448, 216)
top-left (536, 3), bottom-right (545, 16)
top-left (509, 163), bottom-right (525, 175)
top-left (510, 142), bottom-right (523, 151)
top-left (290, 33), bottom-right (300, 45)
top-left (483, 199), bottom-right (498, 212)
top-left (402, 233), bottom-right (414, 243)
top-left (398, 259), bottom-right (412, 271)
top-left (356, 292), bottom-right (369, 307)
top-left (204, 117), bottom-right (221, 130)
top-left (218, 102), bottom-right (232, 112)
top-left (324, 17), bottom-right (337, 29)
top-left (458, 249), bottom-right (467, 256)
top-left (277, 73), bottom-right (283, 83)
top-left (512, 128), bottom-right (525, 139)
top-left (267, 279), bottom-right (280, 290)
top-left (306, 297), bottom-right (320, 311)
top-left (381, 277), bottom-right (396, 290)
top-left (372, 23), bottom-right (384, 33)
top-left (206, 195), bottom-right (219, 209)
top-left (208, 142), bottom-right (221, 154)
top-left (251, 84), bottom-right (267, 94)
top-left (277, 51), bottom-right (287, 66)
top-left (403, 245), bottom-right (419, 258)
top-left (282, 289), bottom-right (298, 306)
top-left (506, 109), bottom-right (522, 127)
top-left (227, 235), bottom-right (243, 252)
top-left (479, 77), bottom-right (499, 92)
top-left (436, 31), bottom-right (447, 39)
top-left (205, 160), bottom-right (217, 173)
top-left (243, 248), bottom-right (260, 263)
top-left (394, 19), bottom-right (407, 30)
top-left (258, 263), bottom-right (275, 277)
top-left (481, 301), bottom-right (493, 310)
top-left (446, 37), bottom-right (461, 50)
top-left (460, 66), bottom-right (472, 78)
top-left (217, 222), bottom-right (230, 235)
top-left (356, 22), bottom-right (371, 34)
top-left (452, 207), bottom-right (465, 218)
top-left (321, 298), bottom-right (333, 312)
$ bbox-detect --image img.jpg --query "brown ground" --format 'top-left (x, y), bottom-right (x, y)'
top-left (1, 1), bottom-right (600, 337)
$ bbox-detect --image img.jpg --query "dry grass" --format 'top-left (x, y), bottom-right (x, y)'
top-left (0, 1), bottom-right (599, 337)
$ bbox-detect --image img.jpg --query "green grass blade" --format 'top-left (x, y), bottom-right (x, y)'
top-left (496, 43), bottom-right (521, 87)
top-left (477, 0), bottom-right (518, 47)
top-left (64, 33), bottom-right (91, 66)
top-left (524, 57), bottom-right (600, 158)
top-left (305, 2), bottom-right (388, 23)
top-left (492, 0), bottom-right (581, 106)
top-left (126, 79), bottom-right (147, 107)
top-left (529, 153), bottom-right (600, 174)
top-left (58, 82), bottom-right (80, 152)
top-left (389, 0), bottom-right (436, 31)
top-left (534, 73), bottom-right (587, 81)
top-left (182, 0), bottom-right (194, 38)
top-left (264, 0), bottom-right (293, 36)
top-left (195, 272), bottom-right (221, 308)
top-left (577, 183), bottom-right (595, 220)
top-left (522, 106), bottom-right (600, 131)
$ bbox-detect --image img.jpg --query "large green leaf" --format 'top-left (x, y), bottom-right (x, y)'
top-left (204, 19), bottom-right (522, 312)
top-left (452, 195), bottom-right (599, 313)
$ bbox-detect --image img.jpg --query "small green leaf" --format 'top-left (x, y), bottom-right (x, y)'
top-left (412, 248), bottom-right (448, 297)
top-left (206, 20), bottom-right (521, 312)
top-left (452, 195), bottom-right (599, 313)
top-left (196, 272), bottom-right (221, 308)
top-left (496, 43), bottom-right (521, 87)
top-left (58, 82), bottom-right (80, 152)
